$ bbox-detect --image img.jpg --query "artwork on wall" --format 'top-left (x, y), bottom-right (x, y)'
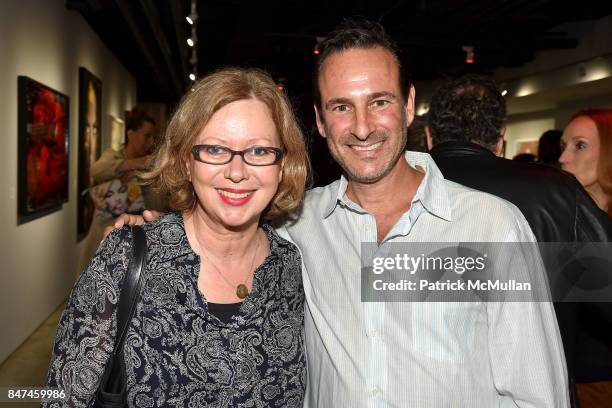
top-left (18, 76), bottom-right (69, 225)
top-left (77, 68), bottom-right (102, 241)
top-left (515, 140), bottom-right (540, 157)
top-left (110, 115), bottom-right (124, 151)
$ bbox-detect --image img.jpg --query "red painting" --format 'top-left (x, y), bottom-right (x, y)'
top-left (18, 76), bottom-right (69, 224)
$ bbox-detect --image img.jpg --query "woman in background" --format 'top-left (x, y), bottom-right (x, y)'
top-left (560, 107), bottom-right (612, 407)
top-left (561, 108), bottom-right (612, 217)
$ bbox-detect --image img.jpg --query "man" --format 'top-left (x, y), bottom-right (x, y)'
top-left (426, 74), bottom-right (612, 407)
top-left (114, 20), bottom-right (568, 407)
top-left (79, 108), bottom-right (160, 276)
top-left (90, 107), bottom-right (155, 186)
top-left (283, 20), bottom-right (568, 407)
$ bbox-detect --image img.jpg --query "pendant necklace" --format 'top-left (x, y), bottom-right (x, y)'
top-left (199, 230), bottom-right (261, 300)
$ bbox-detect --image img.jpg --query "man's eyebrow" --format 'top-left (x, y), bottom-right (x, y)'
top-left (325, 97), bottom-right (352, 110)
top-left (368, 91), bottom-right (397, 101)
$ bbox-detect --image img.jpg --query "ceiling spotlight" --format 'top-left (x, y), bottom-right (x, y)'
top-left (189, 73), bottom-right (196, 81)
top-left (187, 38), bottom-right (194, 47)
top-left (187, 0), bottom-right (198, 25)
top-left (501, 89), bottom-right (508, 96)
top-left (186, 13), bottom-right (198, 25)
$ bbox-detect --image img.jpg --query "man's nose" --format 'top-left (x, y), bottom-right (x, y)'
top-left (351, 107), bottom-right (374, 140)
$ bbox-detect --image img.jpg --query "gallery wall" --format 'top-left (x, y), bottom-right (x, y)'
top-left (413, 15), bottom-right (612, 160)
top-left (0, 0), bottom-right (136, 363)
top-left (497, 15), bottom-right (612, 158)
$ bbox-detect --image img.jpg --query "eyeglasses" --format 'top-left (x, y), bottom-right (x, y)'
top-left (192, 144), bottom-right (283, 166)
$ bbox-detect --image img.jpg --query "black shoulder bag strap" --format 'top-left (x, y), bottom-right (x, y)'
top-left (95, 225), bottom-right (146, 407)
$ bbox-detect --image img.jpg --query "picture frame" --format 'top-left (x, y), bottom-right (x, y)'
top-left (77, 68), bottom-right (102, 240)
top-left (17, 76), bottom-right (69, 225)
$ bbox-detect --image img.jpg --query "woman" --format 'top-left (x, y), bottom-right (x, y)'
top-left (45, 68), bottom-right (310, 406)
top-left (560, 108), bottom-right (612, 217)
top-left (561, 109), bottom-right (612, 407)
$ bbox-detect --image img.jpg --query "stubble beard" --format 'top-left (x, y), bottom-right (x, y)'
top-left (326, 126), bottom-right (408, 185)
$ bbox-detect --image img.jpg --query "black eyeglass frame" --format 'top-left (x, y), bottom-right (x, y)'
top-left (191, 144), bottom-right (283, 166)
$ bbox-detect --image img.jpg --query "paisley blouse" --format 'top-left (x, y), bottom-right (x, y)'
top-left (44, 212), bottom-right (306, 407)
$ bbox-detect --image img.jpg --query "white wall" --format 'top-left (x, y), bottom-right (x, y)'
top-left (504, 113), bottom-right (555, 159)
top-left (0, 0), bottom-right (136, 364)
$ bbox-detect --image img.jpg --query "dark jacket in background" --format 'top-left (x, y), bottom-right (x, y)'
top-left (429, 141), bottom-right (612, 391)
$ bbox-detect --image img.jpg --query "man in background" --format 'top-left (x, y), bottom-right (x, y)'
top-left (426, 74), bottom-right (612, 407)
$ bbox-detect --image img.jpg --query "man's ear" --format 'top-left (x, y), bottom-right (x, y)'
top-left (424, 126), bottom-right (433, 151)
top-left (405, 85), bottom-right (416, 127)
top-left (314, 105), bottom-right (326, 138)
top-left (494, 132), bottom-right (506, 157)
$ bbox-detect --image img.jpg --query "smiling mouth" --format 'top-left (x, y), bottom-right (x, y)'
top-left (350, 141), bottom-right (384, 151)
top-left (217, 189), bottom-right (254, 199)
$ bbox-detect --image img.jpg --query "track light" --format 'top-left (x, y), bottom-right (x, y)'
top-left (186, 14), bottom-right (198, 25)
top-left (187, 38), bottom-right (194, 47)
top-left (189, 73), bottom-right (196, 81)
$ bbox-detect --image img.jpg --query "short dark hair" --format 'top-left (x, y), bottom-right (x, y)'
top-left (537, 130), bottom-right (562, 164)
top-left (427, 74), bottom-right (506, 151)
top-left (126, 107), bottom-right (155, 134)
top-left (313, 19), bottom-right (410, 109)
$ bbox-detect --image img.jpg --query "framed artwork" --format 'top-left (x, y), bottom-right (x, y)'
top-left (110, 115), bottom-right (124, 151)
top-left (18, 76), bottom-right (69, 225)
top-left (515, 140), bottom-right (539, 156)
top-left (77, 68), bottom-right (102, 240)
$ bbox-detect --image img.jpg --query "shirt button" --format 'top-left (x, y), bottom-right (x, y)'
top-left (365, 224), bottom-right (371, 231)
top-left (371, 387), bottom-right (380, 397)
top-left (367, 329), bottom-right (378, 337)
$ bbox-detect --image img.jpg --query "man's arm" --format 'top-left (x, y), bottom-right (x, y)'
top-left (101, 210), bottom-right (161, 240)
top-left (488, 213), bottom-right (569, 407)
top-left (90, 149), bottom-right (151, 185)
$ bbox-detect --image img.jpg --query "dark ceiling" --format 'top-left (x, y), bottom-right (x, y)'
top-left (67, 0), bottom-right (612, 106)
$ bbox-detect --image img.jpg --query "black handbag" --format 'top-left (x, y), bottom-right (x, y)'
top-left (94, 225), bottom-right (147, 407)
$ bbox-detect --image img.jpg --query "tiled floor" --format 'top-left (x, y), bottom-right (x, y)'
top-left (0, 303), bottom-right (63, 408)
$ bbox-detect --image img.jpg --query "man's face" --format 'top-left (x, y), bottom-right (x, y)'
top-left (315, 46), bottom-right (415, 184)
top-left (128, 121), bottom-right (155, 156)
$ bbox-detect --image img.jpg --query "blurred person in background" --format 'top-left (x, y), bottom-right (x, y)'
top-left (512, 152), bottom-right (536, 162)
top-left (561, 108), bottom-right (612, 217)
top-left (538, 129), bottom-right (563, 167)
top-left (77, 108), bottom-right (156, 277)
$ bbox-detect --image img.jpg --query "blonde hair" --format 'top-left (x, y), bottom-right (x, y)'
top-left (141, 67), bottom-right (310, 221)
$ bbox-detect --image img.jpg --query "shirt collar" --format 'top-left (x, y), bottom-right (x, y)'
top-left (321, 151), bottom-right (452, 222)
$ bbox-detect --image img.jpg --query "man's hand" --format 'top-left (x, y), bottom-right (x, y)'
top-left (102, 210), bottom-right (162, 240)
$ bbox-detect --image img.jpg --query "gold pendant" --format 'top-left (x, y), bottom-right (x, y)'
top-left (236, 284), bottom-right (249, 299)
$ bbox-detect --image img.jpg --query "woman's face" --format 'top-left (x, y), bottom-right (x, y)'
top-left (560, 115), bottom-right (601, 189)
top-left (187, 99), bottom-right (283, 230)
top-left (104, 179), bottom-right (128, 216)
